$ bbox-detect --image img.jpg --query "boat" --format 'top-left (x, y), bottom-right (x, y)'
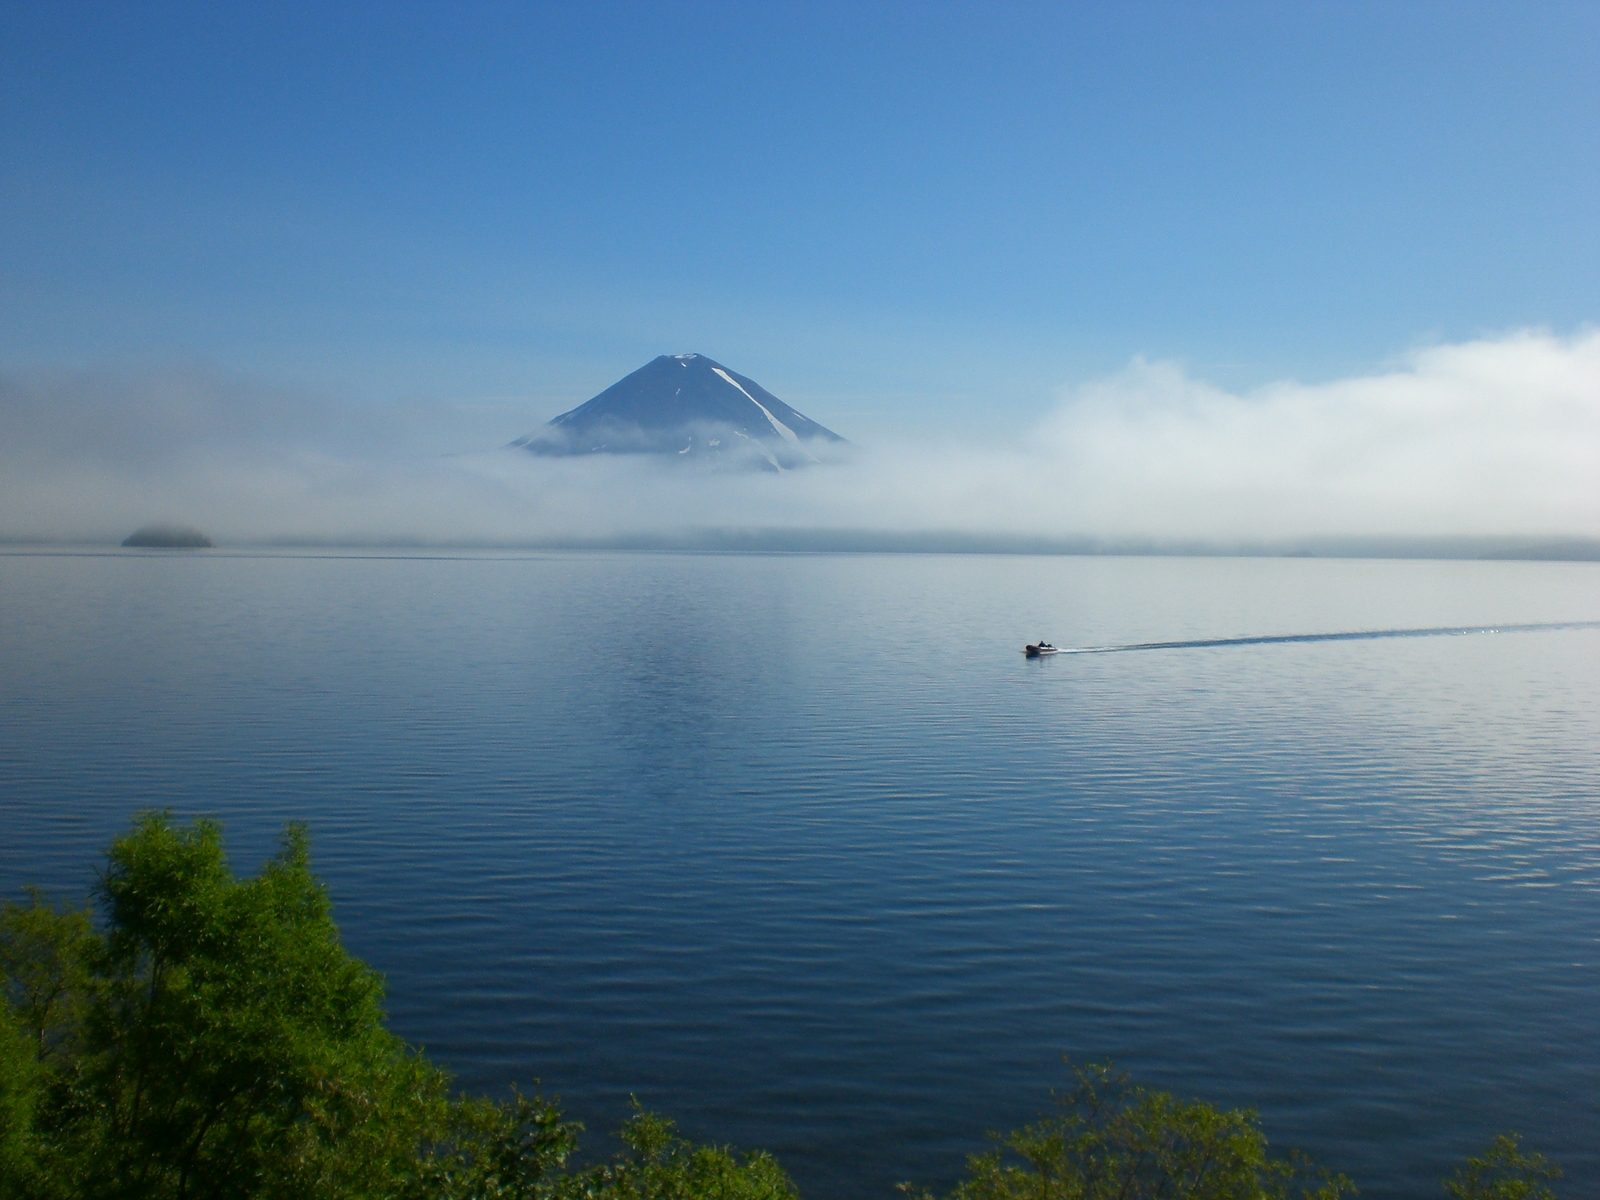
top-left (1024, 642), bottom-right (1059, 657)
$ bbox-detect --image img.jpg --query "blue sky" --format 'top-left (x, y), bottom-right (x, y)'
top-left (2, 1), bottom-right (1597, 438)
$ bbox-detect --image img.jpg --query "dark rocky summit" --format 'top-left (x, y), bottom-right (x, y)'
top-left (512, 354), bottom-right (845, 470)
top-left (122, 525), bottom-right (214, 548)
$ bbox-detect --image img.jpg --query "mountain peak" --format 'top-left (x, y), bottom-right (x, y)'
top-left (512, 355), bottom-right (845, 470)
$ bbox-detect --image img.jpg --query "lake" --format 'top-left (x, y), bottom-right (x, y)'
top-left (2, 549), bottom-right (1597, 1197)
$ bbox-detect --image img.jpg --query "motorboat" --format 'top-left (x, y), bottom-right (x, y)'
top-left (1024, 642), bottom-right (1059, 657)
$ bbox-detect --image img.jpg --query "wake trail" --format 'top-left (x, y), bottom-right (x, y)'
top-left (1059, 620), bottom-right (1600, 656)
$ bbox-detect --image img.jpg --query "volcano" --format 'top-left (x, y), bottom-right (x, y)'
top-left (512, 354), bottom-right (845, 470)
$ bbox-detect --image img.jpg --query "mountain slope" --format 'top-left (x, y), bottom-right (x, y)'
top-left (512, 354), bottom-right (845, 469)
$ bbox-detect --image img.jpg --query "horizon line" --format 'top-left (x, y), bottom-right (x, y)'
top-left (3, 530), bottom-right (1599, 562)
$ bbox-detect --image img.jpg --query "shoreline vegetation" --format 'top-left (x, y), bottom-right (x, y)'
top-left (0, 816), bottom-right (1563, 1199)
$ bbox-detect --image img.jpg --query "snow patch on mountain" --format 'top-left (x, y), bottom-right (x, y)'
top-left (513, 354), bottom-right (844, 471)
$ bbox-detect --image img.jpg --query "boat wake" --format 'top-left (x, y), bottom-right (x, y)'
top-left (1059, 620), bottom-right (1600, 656)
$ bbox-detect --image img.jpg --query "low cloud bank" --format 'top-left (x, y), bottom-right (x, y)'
top-left (2, 330), bottom-right (1597, 551)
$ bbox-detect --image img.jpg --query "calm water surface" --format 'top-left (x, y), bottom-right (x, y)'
top-left (2, 550), bottom-right (1597, 1198)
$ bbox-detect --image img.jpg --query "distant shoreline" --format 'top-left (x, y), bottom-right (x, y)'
top-left (3, 530), bottom-right (1598, 561)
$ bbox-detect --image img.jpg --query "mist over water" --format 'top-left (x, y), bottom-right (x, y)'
top-left (2, 549), bottom-right (1597, 1199)
top-left (3, 329), bottom-right (1597, 546)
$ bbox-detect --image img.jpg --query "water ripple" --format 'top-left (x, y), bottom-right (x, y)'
top-left (2, 551), bottom-right (1597, 1199)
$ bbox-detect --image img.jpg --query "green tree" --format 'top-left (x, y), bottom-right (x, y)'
top-left (0, 887), bottom-right (97, 1064)
top-left (1444, 1135), bottom-right (1560, 1200)
top-left (1, 886), bottom-right (102, 1199)
top-left (409, 1087), bottom-right (579, 1200)
top-left (552, 1104), bottom-right (798, 1200)
top-left (1, 813), bottom-right (454, 1199)
top-left (905, 1062), bottom-right (1353, 1200)
top-left (0, 1003), bottom-right (44, 1196)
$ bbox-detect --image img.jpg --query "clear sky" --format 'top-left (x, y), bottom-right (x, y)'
top-left (4, 1), bottom-right (1597, 437)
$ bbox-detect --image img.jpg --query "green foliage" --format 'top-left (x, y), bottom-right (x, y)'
top-left (410, 1088), bottom-right (580, 1200)
top-left (1, 813), bottom-right (452, 1199)
top-left (551, 1103), bottom-right (797, 1200)
top-left (905, 1062), bottom-right (1353, 1200)
top-left (0, 1003), bottom-right (44, 1196)
top-left (0, 886), bottom-right (96, 1064)
top-left (78, 814), bottom-right (449, 1199)
top-left (2, 886), bottom-right (100, 1199)
top-left (1444, 1135), bottom-right (1560, 1200)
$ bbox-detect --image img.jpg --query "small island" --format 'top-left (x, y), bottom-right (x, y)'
top-left (121, 524), bottom-right (214, 548)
